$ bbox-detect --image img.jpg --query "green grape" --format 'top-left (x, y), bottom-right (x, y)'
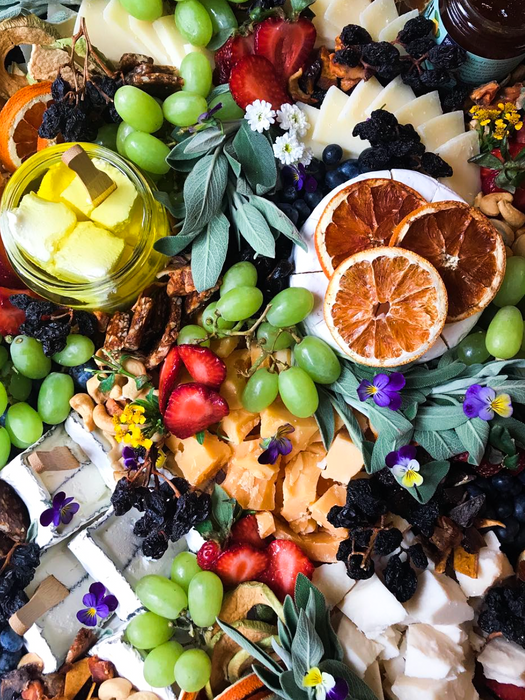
top-left (0, 346), bottom-right (8, 371)
top-left (220, 262), bottom-right (258, 296)
top-left (114, 86), bottom-right (164, 133)
top-left (208, 91), bottom-right (244, 121)
top-left (0, 381), bottom-right (7, 416)
top-left (294, 337), bottom-right (341, 384)
top-left (117, 122), bottom-right (136, 157)
top-left (119, 0), bottom-right (163, 21)
top-left (177, 324), bottom-right (210, 347)
top-left (175, 0), bottom-right (213, 46)
top-left (174, 649), bottom-right (212, 692)
top-left (256, 323), bottom-right (294, 351)
top-left (267, 288), bottom-right (314, 328)
top-left (493, 256), bottom-right (525, 307)
top-left (202, 302), bottom-right (235, 333)
top-left (10, 336), bottom-right (51, 379)
top-left (199, 0), bottom-right (237, 34)
top-left (37, 373), bottom-right (75, 425)
top-left (457, 331), bottom-right (491, 365)
top-left (124, 132), bottom-right (171, 175)
top-left (486, 306), bottom-right (524, 359)
top-left (135, 574), bottom-right (188, 620)
top-left (144, 640), bottom-right (183, 687)
top-left (217, 287), bottom-right (264, 322)
top-left (0, 361), bottom-right (31, 402)
top-left (94, 123), bottom-right (118, 151)
top-left (126, 611), bottom-right (173, 649)
top-left (52, 335), bottom-right (95, 367)
top-left (278, 367), bottom-right (319, 418)
top-left (5, 403), bottom-right (43, 449)
top-left (171, 552), bottom-right (202, 592)
top-left (180, 53), bottom-right (213, 98)
top-left (163, 92), bottom-right (208, 127)
top-left (242, 368), bottom-right (279, 413)
top-left (188, 571), bottom-right (224, 627)
top-left (0, 427), bottom-right (11, 469)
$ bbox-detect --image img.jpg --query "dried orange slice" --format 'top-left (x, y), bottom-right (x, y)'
top-left (390, 201), bottom-right (506, 323)
top-left (0, 82), bottom-right (53, 172)
top-left (315, 178), bottom-right (426, 277)
top-left (324, 247), bottom-right (448, 367)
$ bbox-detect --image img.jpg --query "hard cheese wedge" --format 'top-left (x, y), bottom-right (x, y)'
top-left (153, 16), bottom-right (213, 68)
top-left (436, 130), bottom-right (481, 205)
top-left (417, 110), bottom-right (465, 152)
top-left (128, 16), bottom-right (171, 65)
top-left (395, 91), bottom-right (443, 128)
top-left (313, 86), bottom-right (352, 151)
top-left (78, 0), bottom-right (144, 62)
top-left (311, 0), bottom-right (340, 45)
top-left (325, 0), bottom-right (371, 36)
top-left (54, 222), bottom-right (125, 282)
top-left (360, 0), bottom-right (399, 41)
top-left (366, 75), bottom-right (416, 115)
top-left (337, 76), bottom-right (383, 155)
top-left (103, 0), bottom-right (152, 56)
top-left (378, 8), bottom-right (418, 46)
top-left (297, 102), bottom-right (324, 160)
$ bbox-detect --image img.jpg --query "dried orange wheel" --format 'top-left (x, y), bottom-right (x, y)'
top-left (390, 201), bottom-right (506, 323)
top-left (0, 82), bottom-right (53, 172)
top-left (315, 178), bottom-right (426, 277)
top-left (324, 247), bottom-right (448, 367)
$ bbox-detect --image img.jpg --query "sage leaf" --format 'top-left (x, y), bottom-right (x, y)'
top-left (154, 229), bottom-right (202, 256)
top-left (183, 127), bottom-right (226, 154)
top-left (404, 362), bottom-right (467, 389)
top-left (271, 637), bottom-right (292, 668)
top-left (281, 670), bottom-right (310, 700)
top-left (414, 404), bottom-right (468, 431)
top-left (217, 620), bottom-right (282, 674)
top-left (249, 194), bottom-right (307, 251)
top-left (232, 202), bottom-right (276, 257)
top-left (370, 426), bottom-right (412, 474)
top-left (252, 666), bottom-right (285, 697)
top-left (224, 140), bottom-right (242, 177)
top-left (191, 213), bottom-right (229, 292)
top-left (292, 609), bottom-right (323, 685)
top-left (413, 428), bottom-right (464, 461)
top-left (494, 416), bottom-right (525, 448)
top-left (233, 121), bottom-right (277, 193)
top-left (330, 394), bottom-right (365, 450)
top-left (168, 139), bottom-right (204, 163)
top-left (455, 418), bottom-right (490, 464)
top-left (315, 387), bottom-right (335, 450)
top-left (207, 84), bottom-right (231, 102)
top-left (154, 191), bottom-right (185, 219)
top-left (329, 363), bottom-right (361, 399)
top-left (211, 484), bottom-right (237, 538)
top-left (291, 0), bottom-right (316, 14)
top-left (206, 27), bottom-right (234, 50)
top-left (283, 596), bottom-right (298, 637)
top-left (181, 151), bottom-right (228, 235)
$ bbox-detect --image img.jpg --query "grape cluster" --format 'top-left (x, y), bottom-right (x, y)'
top-left (111, 476), bottom-right (211, 559)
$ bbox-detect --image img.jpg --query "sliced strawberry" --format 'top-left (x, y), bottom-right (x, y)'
top-left (230, 55), bottom-right (291, 110)
top-left (485, 678), bottom-right (525, 700)
top-left (255, 17), bottom-right (316, 82)
top-left (163, 382), bottom-right (229, 439)
top-left (214, 544), bottom-right (269, 586)
top-left (230, 515), bottom-right (268, 550)
top-left (0, 288), bottom-right (34, 336)
top-left (259, 539), bottom-right (314, 599)
top-left (178, 345), bottom-right (226, 389)
top-left (158, 345), bottom-right (182, 414)
top-left (214, 33), bottom-right (255, 84)
top-left (197, 541), bottom-right (222, 570)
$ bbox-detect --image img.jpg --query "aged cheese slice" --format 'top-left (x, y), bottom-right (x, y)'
top-left (395, 91), bottom-right (443, 128)
top-left (78, 0), bottom-right (142, 62)
top-left (336, 76), bottom-right (383, 155)
top-left (128, 16), bottom-right (171, 64)
top-left (325, 0), bottom-right (371, 34)
top-left (281, 450), bottom-right (322, 526)
top-left (322, 431), bottom-right (364, 483)
top-left (436, 130), bottom-right (481, 204)
top-left (311, 0), bottom-right (339, 45)
top-left (418, 111), bottom-right (465, 152)
top-left (103, 0), bottom-right (151, 56)
top-left (153, 16), bottom-right (190, 67)
top-left (360, 0), bottom-right (399, 41)
top-left (378, 9), bottom-right (418, 45)
top-left (366, 75), bottom-right (416, 116)
top-left (297, 103), bottom-right (325, 160)
top-left (313, 86), bottom-right (350, 144)
top-left (309, 484), bottom-right (347, 533)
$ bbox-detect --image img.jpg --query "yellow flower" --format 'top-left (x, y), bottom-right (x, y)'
top-left (490, 392), bottom-right (513, 418)
top-left (303, 668), bottom-right (324, 687)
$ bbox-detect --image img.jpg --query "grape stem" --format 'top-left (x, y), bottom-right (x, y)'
top-left (223, 303), bottom-right (273, 337)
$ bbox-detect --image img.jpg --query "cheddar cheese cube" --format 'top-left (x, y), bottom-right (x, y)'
top-left (309, 483), bottom-right (347, 534)
top-left (256, 511), bottom-right (276, 538)
top-left (220, 408), bottom-right (260, 444)
top-left (322, 430), bottom-right (364, 484)
top-left (210, 336), bottom-right (240, 358)
top-left (289, 516), bottom-right (318, 535)
top-left (273, 518), bottom-right (345, 563)
top-left (222, 440), bottom-right (280, 510)
top-left (172, 433), bottom-right (231, 486)
top-left (281, 449), bottom-right (322, 525)
top-left (260, 400), bottom-right (320, 462)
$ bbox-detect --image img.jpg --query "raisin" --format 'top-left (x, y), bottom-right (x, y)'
top-left (384, 555), bottom-right (417, 602)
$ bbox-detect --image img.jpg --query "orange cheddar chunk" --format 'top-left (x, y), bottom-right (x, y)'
top-left (250, 347), bottom-right (292, 369)
top-left (221, 408), bottom-right (260, 444)
top-left (281, 449), bottom-right (322, 525)
top-left (220, 349), bottom-right (251, 410)
top-left (230, 440), bottom-right (278, 480)
top-left (321, 431), bottom-right (364, 484)
top-left (172, 433), bottom-right (232, 486)
top-left (289, 516), bottom-right (318, 535)
top-left (210, 336), bottom-right (240, 358)
top-left (309, 484), bottom-right (348, 535)
top-left (273, 519), bottom-right (345, 563)
top-left (222, 441), bottom-right (280, 510)
top-left (256, 511), bottom-right (275, 538)
top-left (260, 400), bottom-right (320, 462)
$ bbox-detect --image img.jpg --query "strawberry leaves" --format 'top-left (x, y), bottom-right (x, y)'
top-left (471, 143), bottom-right (525, 194)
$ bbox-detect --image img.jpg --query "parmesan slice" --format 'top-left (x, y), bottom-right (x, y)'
top-left (395, 91), bottom-right (443, 128)
top-left (436, 130), bottom-right (481, 205)
top-left (417, 111), bottom-right (465, 152)
top-left (360, 0), bottom-right (399, 41)
top-left (366, 75), bottom-right (416, 116)
top-left (325, 0), bottom-right (371, 34)
top-left (312, 86), bottom-right (350, 145)
top-left (297, 102), bottom-right (325, 160)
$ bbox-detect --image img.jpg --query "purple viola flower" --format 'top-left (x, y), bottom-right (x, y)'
top-left (463, 384), bottom-right (513, 421)
top-left (386, 445), bottom-right (423, 489)
top-left (122, 445), bottom-right (145, 470)
top-left (40, 492), bottom-right (80, 527)
top-left (76, 582), bottom-right (118, 627)
top-left (258, 424), bottom-right (295, 464)
top-left (303, 667), bottom-right (348, 700)
top-left (357, 372), bottom-right (405, 411)
top-left (281, 163), bottom-right (317, 193)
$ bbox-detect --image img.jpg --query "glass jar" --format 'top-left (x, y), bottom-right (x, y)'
top-left (425, 0), bottom-right (525, 84)
top-left (0, 143), bottom-right (169, 312)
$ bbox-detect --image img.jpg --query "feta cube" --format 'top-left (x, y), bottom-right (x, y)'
top-left (478, 637), bottom-right (525, 688)
top-left (338, 575), bottom-right (407, 635)
top-left (392, 673), bottom-right (478, 700)
top-left (434, 625), bottom-right (468, 646)
top-left (404, 624), bottom-right (465, 680)
top-left (369, 626), bottom-right (402, 659)
top-left (334, 614), bottom-right (382, 677)
top-left (456, 545), bottom-right (513, 598)
top-left (312, 562), bottom-right (355, 607)
top-left (365, 661), bottom-right (385, 700)
top-left (384, 654), bottom-right (405, 684)
top-left (404, 571), bottom-right (474, 625)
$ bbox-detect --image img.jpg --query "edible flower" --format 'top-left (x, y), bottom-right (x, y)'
top-left (122, 445), bottom-right (145, 470)
top-left (113, 404), bottom-right (153, 450)
top-left (258, 424), bottom-right (295, 464)
top-left (40, 491), bottom-right (79, 527)
top-left (282, 162), bottom-right (317, 192)
top-left (245, 99), bottom-right (276, 133)
top-left (277, 103), bottom-right (309, 137)
top-left (76, 582), bottom-right (118, 627)
top-left (357, 372), bottom-right (405, 411)
top-left (386, 445), bottom-right (423, 488)
top-left (303, 667), bottom-right (348, 700)
top-left (463, 384), bottom-right (513, 421)
top-left (273, 133), bottom-right (304, 165)
top-left (470, 102), bottom-right (523, 143)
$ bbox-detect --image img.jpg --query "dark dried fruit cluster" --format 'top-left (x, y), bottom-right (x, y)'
top-left (111, 477), bottom-right (211, 559)
top-left (478, 582), bottom-right (525, 648)
top-left (9, 295), bottom-right (97, 356)
top-left (352, 109), bottom-right (454, 177)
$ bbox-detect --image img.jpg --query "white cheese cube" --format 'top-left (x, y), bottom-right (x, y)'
top-left (365, 661), bottom-right (385, 700)
top-left (418, 111), bottom-right (465, 151)
top-left (313, 86), bottom-right (350, 145)
top-left (434, 625), bottom-right (468, 646)
top-left (366, 75), bottom-right (416, 116)
top-left (378, 10), bottom-right (418, 48)
top-left (484, 531), bottom-right (502, 550)
top-left (395, 91), bottom-right (443, 128)
top-left (436, 130), bottom-right (481, 205)
top-left (297, 102), bottom-right (325, 160)
top-left (404, 624), bottom-right (465, 680)
top-left (384, 654), bottom-right (405, 684)
top-left (103, 0), bottom-right (152, 56)
top-left (456, 545), bottom-right (513, 598)
top-left (334, 614), bottom-right (383, 677)
top-left (325, 0), bottom-right (371, 33)
top-left (312, 562), bottom-right (355, 606)
top-left (360, 0), bottom-right (399, 41)
top-left (369, 626), bottom-right (402, 659)
top-left (391, 676), bottom-right (456, 700)
top-left (338, 574), bottom-right (407, 635)
top-left (479, 637), bottom-right (525, 688)
top-left (404, 571), bottom-right (474, 625)
top-left (128, 16), bottom-right (171, 64)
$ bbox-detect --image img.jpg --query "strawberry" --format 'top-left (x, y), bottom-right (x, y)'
top-left (479, 139), bottom-right (525, 213)
top-left (163, 382), bottom-right (229, 439)
top-left (197, 540), bottom-right (222, 570)
top-left (230, 515), bottom-right (268, 550)
top-left (485, 678), bottom-right (525, 700)
top-left (214, 33), bottom-right (255, 84)
top-left (0, 287), bottom-right (33, 336)
top-left (178, 345), bottom-right (226, 389)
top-left (230, 55), bottom-right (291, 110)
top-left (259, 539), bottom-right (314, 599)
top-left (214, 544), bottom-right (269, 586)
top-left (254, 17), bottom-right (316, 83)
top-left (158, 345), bottom-right (182, 414)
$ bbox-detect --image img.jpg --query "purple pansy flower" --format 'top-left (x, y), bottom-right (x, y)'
top-left (386, 445), bottom-right (423, 489)
top-left (258, 424), bottom-right (295, 464)
top-left (40, 491), bottom-right (80, 527)
top-left (357, 372), bottom-right (405, 411)
top-left (282, 163), bottom-right (317, 193)
top-left (463, 384), bottom-right (513, 421)
top-left (76, 582), bottom-right (118, 627)
top-left (303, 667), bottom-right (348, 700)
top-left (122, 445), bottom-right (145, 470)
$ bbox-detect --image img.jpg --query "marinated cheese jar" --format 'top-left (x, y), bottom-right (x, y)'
top-left (425, 0), bottom-right (525, 84)
top-left (0, 143), bottom-right (168, 312)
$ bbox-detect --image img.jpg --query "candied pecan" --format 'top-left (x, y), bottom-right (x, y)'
top-left (166, 264), bottom-right (196, 296)
top-left (146, 297), bottom-right (182, 369)
top-left (118, 53), bottom-right (153, 73)
top-left (470, 81), bottom-right (500, 106)
top-left (126, 64), bottom-right (182, 97)
top-left (42, 673), bottom-right (65, 698)
top-left (124, 294), bottom-right (155, 350)
top-left (329, 53), bottom-right (364, 92)
top-left (103, 312), bottom-right (132, 353)
top-left (21, 681), bottom-right (44, 700)
top-left (88, 657), bottom-right (115, 683)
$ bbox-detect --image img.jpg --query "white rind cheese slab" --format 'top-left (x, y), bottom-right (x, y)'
top-left (128, 16), bottom-right (171, 65)
top-left (65, 411), bottom-right (116, 489)
top-left (325, 0), bottom-right (371, 37)
top-left (366, 76), bottom-right (416, 116)
top-left (297, 102), bottom-right (325, 160)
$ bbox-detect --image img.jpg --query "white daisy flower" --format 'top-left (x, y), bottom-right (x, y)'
top-left (299, 146), bottom-right (313, 167)
top-left (244, 99), bottom-right (276, 133)
top-left (276, 103), bottom-right (309, 137)
top-left (273, 133), bottom-right (304, 165)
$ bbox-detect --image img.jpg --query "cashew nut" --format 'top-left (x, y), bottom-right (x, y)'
top-left (87, 375), bottom-right (106, 404)
top-left (479, 192), bottom-right (513, 217)
top-left (489, 218), bottom-right (516, 246)
top-left (516, 227), bottom-right (525, 239)
top-left (69, 394), bottom-right (96, 431)
top-left (498, 200), bottom-right (525, 229)
top-left (513, 234), bottom-right (525, 257)
top-left (99, 678), bottom-right (133, 700)
top-left (93, 404), bottom-right (116, 434)
top-left (128, 693), bottom-right (161, 700)
top-left (474, 192), bottom-right (484, 209)
top-left (122, 357), bottom-right (147, 377)
top-left (121, 377), bottom-right (142, 401)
